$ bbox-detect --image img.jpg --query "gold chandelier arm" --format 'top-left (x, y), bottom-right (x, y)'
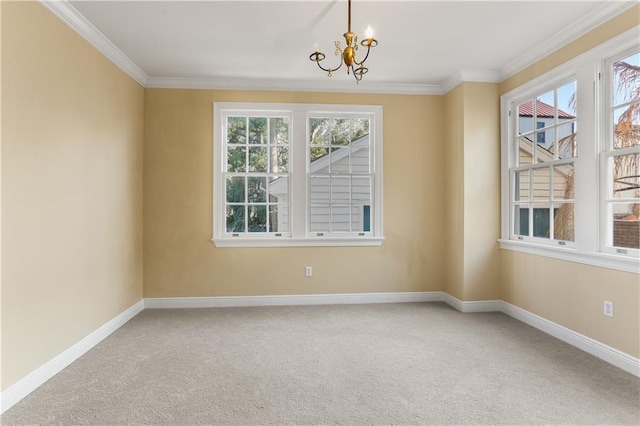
top-left (354, 39), bottom-right (377, 66)
top-left (309, 51), bottom-right (344, 74)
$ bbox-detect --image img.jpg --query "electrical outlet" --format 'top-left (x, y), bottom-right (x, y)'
top-left (305, 266), bottom-right (312, 277)
top-left (603, 300), bottom-right (614, 318)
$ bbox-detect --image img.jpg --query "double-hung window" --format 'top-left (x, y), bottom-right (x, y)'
top-left (602, 49), bottom-right (640, 255)
top-left (512, 79), bottom-right (577, 244)
top-left (501, 27), bottom-right (639, 273)
top-left (213, 103), bottom-right (383, 247)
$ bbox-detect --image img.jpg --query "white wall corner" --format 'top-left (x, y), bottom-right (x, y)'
top-left (440, 69), bottom-right (502, 95)
top-left (39, 0), bottom-right (149, 87)
top-left (440, 71), bottom-right (465, 95)
top-left (442, 293), bottom-right (502, 313)
top-left (0, 300), bottom-right (144, 414)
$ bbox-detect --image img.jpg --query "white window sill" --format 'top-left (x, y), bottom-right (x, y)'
top-left (498, 239), bottom-right (640, 274)
top-left (212, 237), bottom-right (385, 248)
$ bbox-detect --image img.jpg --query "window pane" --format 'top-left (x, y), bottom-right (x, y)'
top-left (531, 167), bottom-right (551, 202)
top-left (352, 205), bottom-right (372, 232)
top-left (248, 147), bottom-right (268, 172)
top-left (553, 163), bottom-right (574, 200)
top-left (309, 176), bottom-right (330, 204)
top-left (612, 203), bottom-right (640, 249)
top-left (536, 91), bottom-right (555, 120)
top-left (554, 203), bottom-right (574, 242)
top-left (309, 205), bottom-right (330, 232)
top-left (247, 177), bottom-right (266, 203)
top-left (557, 122), bottom-right (577, 158)
top-left (613, 103), bottom-right (640, 149)
top-left (517, 137), bottom-right (533, 166)
top-left (226, 177), bottom-right (245, 203)
top-left (351, 146), bottom-right (370, 173)
top-left (227, 117), bottom-right (246, 144)
top-left (514, 205), bottom-right (529, 236)
top-left (309, 118), bottom-right (331, 145)
top-left (351, 118), bottom-right (370, 141)
top-left (270, 117), bottom-right (289, 145)
top-left (268, 204), bottom-right (289, 233)
top-left (331, 147), bottom-right (350, 173)
top-left (226, 205), bottom-right (245, 232)
top-left (227, 146), bottom-right (246, 172)
top-left (558, 81), bottom-right (577, 118)
top-left (532, 207), bottom-right (551, 239)
top-left (613, 52), bottom-right (640, 107)
top-left (535, 130), bottom-right (554, 162)
top-left (352, 177), bottom-right (371, 203)
top-left (310, 147), bottom-right (329, 163)
top-left (514, 170), bottom-right (529, 202)
top-left (517, 99), bottom-right (534, 136)
top-left (270, 146), bottom-right (288, 173)
top-left (331, 177), bottom-right (350, 203)
top-left (612, 153), bottom-right (640, 198)
top-left (331, 119), bottom-right (350, 146)
top-left (248, 205), bottom-right (267, 232)
top-left (267, 176), bottom-right (287, 203)
top-left (248, 117), bottom-right (267, 144)
top-left (331, 205), bottom-right (351, 231)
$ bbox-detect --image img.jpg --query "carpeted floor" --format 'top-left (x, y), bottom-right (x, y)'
top-left (2, 302), bottom-right (639, 425)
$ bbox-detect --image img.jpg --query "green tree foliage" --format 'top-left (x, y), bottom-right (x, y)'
top-left (309, 117), bottom-right (369, 161)
top-left (225, 116), bottom-right (290, 233)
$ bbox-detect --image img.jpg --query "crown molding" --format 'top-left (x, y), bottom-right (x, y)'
top-left (40, 0), bottom-right (149, 87)
top-left (440, 69), bottom-right (502, 94)
top-left (145, 76), bottom-right (442, 95)
top-left (499, 1), bottom-right (638, 81)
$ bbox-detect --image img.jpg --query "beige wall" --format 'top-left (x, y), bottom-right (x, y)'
top-left (444, 83), bottom-right (501, 302)
top-left (462, 83), bottom-right (501, 301)
top-left (1, 2), bottom-right (144, 390)
top-left (501, 251), bottom-right (639, 357)
top-left (498, 6), bottom-right (640, 357)
top-left (144, 89), bottom-right (446, 297)
top-left (444, 85), bottom-right (464, 300)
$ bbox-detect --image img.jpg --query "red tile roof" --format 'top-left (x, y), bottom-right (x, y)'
top-left (518, 100), bottom-right (574, 119)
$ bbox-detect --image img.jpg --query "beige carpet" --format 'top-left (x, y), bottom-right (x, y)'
top-left (2, 302), bottom-right (639, 425)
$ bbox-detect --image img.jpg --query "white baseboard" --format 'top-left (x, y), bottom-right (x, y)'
top-left (441, 294), bottom-right (639, 377)
top-left (442, 293), bottom-right (502, 313)
top-left (144, 291), bottom-right (443, 309)
top-left (0, 300), bottom-right (144, 414)
top-left (500, 301), bottom-right (640, 378)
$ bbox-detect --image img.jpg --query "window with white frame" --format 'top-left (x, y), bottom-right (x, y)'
top-left (602, 49), bottom-right (640, 255)
top-left (500, 28), bottom-right (639, 273)
top-left (512, 79), bottom-right (577, 244)
top-left (213, 103), bottom-right (383, 247)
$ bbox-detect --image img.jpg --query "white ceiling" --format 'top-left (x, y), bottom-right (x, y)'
top-left (61, 1), bottom-right (635, 93)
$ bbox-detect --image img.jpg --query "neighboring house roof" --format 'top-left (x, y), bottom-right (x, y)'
top-left (519, 100), bottom-right (575, 119)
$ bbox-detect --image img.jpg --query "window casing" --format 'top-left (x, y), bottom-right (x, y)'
top-left (500, 27), bottom-right (640, 273)
top-left (213, 103), bottom-right (383, 247)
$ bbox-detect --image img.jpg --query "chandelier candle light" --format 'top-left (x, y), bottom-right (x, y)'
top-left (309, 0), bottom-right (378, 83)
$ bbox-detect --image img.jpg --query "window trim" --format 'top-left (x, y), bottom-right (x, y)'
top-left (500, 26), bottom-right (640, 274)
top-left (213, 102), bottom-right (384, 248)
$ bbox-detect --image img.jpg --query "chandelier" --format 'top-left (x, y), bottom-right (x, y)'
top-left (309, 0), bottom-right (378, 83)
